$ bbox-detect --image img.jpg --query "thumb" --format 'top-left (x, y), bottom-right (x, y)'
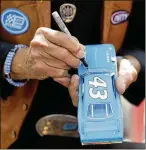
top-left (116, 58), bottom-right (138, 94)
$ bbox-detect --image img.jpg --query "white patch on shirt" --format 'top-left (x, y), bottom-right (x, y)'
top-left (1, 8), bottom-right (30, 35)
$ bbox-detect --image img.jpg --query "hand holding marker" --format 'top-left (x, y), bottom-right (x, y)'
top-left (52, 11), bottom-right (88, 68)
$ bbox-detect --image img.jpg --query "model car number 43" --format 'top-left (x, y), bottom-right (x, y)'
top-left (78, 44), bottom-right (123, 145)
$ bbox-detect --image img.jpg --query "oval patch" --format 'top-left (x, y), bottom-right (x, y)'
top-left (1, 8), bottom-right (30, 35)
top-left (111, 10), bottom-right (129, 25)
top-left (63, 123), bottom-right (77, 131)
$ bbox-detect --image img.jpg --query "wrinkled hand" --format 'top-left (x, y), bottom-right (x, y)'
top-left (11, 27), bottom-right (85, 80)
top-left (55, 57), bottom-right (139, 107)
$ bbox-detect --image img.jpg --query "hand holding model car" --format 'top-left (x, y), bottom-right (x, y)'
top-left (35, 44), bottom-right (138, 145)
top-left (11, 14), bottom-right (138, 145)
top-left (68, 51), bottom-right (138, 107)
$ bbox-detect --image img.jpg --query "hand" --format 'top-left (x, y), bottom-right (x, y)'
top-left (55, 56), bottom-right (140, 107)
top-left (10, 27), bottom-right (85, 80)
top-left (115, 57), bottom-right (139, 95)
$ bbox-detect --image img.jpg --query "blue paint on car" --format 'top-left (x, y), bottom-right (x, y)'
top-left (78, 44), bottom-right (123, 145)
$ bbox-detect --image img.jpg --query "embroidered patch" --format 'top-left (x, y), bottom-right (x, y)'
top-left (111, 10), bottom-right (129, 25)
top-left (1, 8), bottom-right (30, 35)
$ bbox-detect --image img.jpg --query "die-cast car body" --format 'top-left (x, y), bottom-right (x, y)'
top-left (78, 44), bottom-right (123, 145)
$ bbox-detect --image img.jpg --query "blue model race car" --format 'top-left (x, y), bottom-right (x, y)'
top-left (78, 44), bottom-right (123, 145)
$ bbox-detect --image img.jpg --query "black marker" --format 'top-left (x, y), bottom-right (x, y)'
top-left (52, 11), bottom-right (88, 68)
top-left (80, 58), bottom-right (88, 68)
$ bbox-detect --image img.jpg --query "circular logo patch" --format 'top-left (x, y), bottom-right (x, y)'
top-left (1, 8), bottom-right (30, 35)
top-left (60, 3), bottom-right (77, 23)
top-left (111, 10), bottom-right (129, 25)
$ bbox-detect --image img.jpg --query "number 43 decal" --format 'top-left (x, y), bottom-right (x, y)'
top-left (89, 76), bottom-right (108, 100)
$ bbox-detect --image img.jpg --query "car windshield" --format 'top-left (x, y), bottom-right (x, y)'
top-left (87, 103), bottom-right (113, 119)
top-left (80, 69), bottom-right (111, 78)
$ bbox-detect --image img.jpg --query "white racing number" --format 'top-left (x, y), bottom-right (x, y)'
top-left (89, 76), bottom-right (107, 100)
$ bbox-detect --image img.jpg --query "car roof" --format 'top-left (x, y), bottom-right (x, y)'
top-left (83, 73), bottom-right (115, 104)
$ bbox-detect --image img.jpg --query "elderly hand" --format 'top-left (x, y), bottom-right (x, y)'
top-left (10, 28), bottom-right (85, 80)
top-left (55, 56), bottom-right (140, 107)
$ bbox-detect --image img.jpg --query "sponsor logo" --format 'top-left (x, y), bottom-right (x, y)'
top-left (111, 10), bottom-right (129, 25)
top-left (1, 8), bottom-right (30, 35)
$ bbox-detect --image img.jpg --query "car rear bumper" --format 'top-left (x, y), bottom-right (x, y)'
top-left (81, 137), bottom-right (123, 145)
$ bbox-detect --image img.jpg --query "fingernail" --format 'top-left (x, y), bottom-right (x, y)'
top-left (116, 78), bottom-right (126, 94)
top-left (77, 49), bottom-right (85, 58)
top-left (71, 78), bottom-right (74, 84)
top-left (120, 82), bottom-right (126, 94)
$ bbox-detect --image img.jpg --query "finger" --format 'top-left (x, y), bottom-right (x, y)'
top-left (72, 36), bottom-right (79, 42)
top-left (68, 75), bottom-right (79, 107)
top-left (31, 30), bottom-right (49, 48)
top-left (72, 37), bottom-right (86, 57)
top-left (116, 72), bottom-right (135, 94)
top-left (31, 33), bottom-right (80, 68)
top-left (72, 36), bottom-right (86, 55)
top-left (39, 28), bottom-right (85, 58)
top-left (116, 76), bottom-right (127, 94)
top-left (40, 53), bottom-right (70, 70)
top-left (79, 43), bottom-right (86, 52)
top-left (42, 40), bottom-right (80, 68)
top-left (34, 61), bottom-right (70, 79)
top-left (53, 77), bottom-right (71, 87)
top-left (41, 28), bottom-right (79, 52)
top-left (72, 36), bottom-right (85, 51)
top-left (118, 59), bottom-right (138, 82)
top-left (116, 59), bottom-right (138, 94)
